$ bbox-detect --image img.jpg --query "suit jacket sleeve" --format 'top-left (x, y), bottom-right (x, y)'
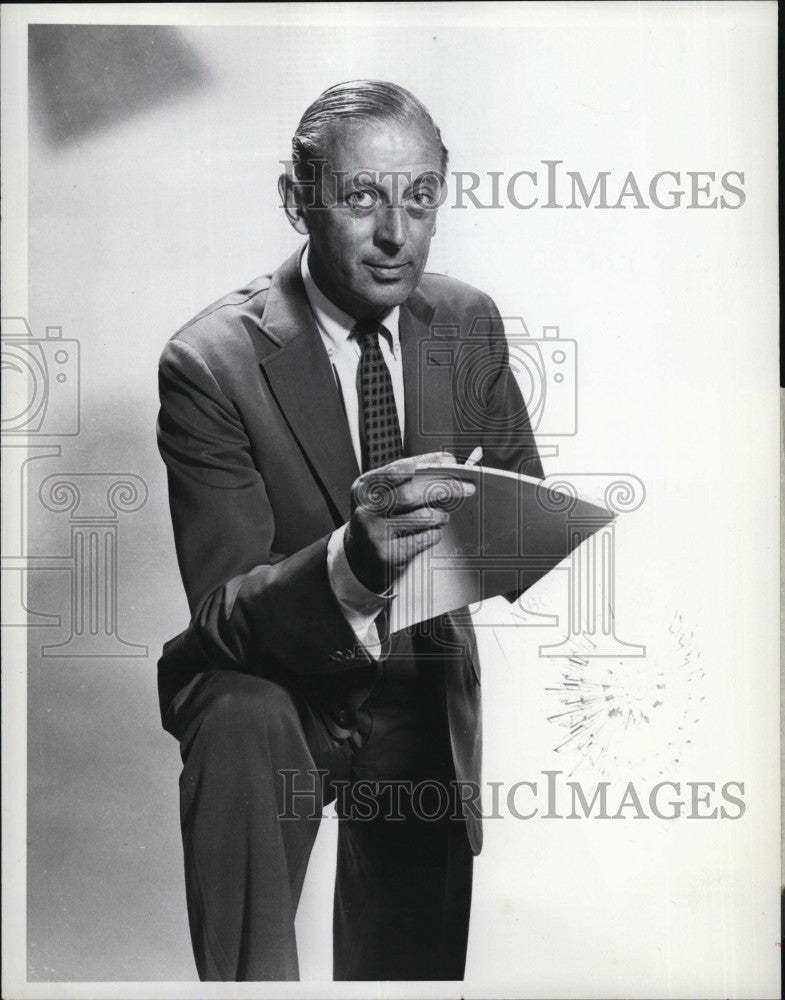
top-left (470, 293), bottom-right (544, 479)
top-left (157, 337), bottom-right (362, 680)
top-left (474, 293), bottom-right (545, 601)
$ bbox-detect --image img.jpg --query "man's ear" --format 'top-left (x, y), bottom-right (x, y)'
top-left (278, 173), bottom-right (310, 235)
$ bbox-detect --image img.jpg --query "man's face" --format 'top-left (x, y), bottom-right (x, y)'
top-left (300, 118), bottom-right (444, 320)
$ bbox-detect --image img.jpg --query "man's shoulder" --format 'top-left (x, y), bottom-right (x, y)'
top-left (168, 274), bottom-right (273, 356)
top-left (416, 271), bottom-right (496, 316)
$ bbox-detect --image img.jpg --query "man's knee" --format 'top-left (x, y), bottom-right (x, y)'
top-left (209, 670), bottom-right (294, 714)
top-left (178, 671), bottom-right (325, 825)
top-left (180, 671), bottom-right (306, 762)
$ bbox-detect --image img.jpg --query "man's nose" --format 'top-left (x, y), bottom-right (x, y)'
top-left (374, 205), bottom-right (407, 251)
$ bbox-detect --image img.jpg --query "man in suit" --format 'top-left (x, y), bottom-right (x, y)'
top-left (157, 80), bottom-right (542, 982)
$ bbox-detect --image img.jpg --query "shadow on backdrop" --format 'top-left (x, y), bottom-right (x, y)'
top-left (28, 24), bottom-right (208, 148)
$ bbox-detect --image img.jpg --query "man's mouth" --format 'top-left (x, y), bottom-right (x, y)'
top-left (366, 261), bottom-right (410, 280)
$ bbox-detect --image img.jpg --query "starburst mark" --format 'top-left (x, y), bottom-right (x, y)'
top-left (545, 613), bottom-right (704, 777)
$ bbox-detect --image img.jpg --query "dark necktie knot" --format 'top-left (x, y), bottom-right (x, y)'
top-left (353, 320), bottom-right (391, 352)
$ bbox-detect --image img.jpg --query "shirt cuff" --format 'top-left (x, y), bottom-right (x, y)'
top-left (327, 524), bottom-right (389, 659)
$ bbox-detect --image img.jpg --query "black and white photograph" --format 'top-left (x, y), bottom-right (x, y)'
top-left (1, 3), bottom-right (780, 998)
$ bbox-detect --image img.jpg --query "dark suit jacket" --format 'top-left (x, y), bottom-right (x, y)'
top-left (156, 247), bottom-right (542, 853)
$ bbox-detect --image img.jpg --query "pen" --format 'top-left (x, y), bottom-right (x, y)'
top-left (464, 446), bottom-right (483, 467)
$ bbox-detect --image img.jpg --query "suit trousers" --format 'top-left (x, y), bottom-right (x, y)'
top-left (167, 636), bottom-right (473, 982)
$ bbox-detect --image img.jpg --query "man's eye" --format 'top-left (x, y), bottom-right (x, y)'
top-left (410, 188), bottom-right (438, 208)
top-left (346, 190), bottom-right (378, 209)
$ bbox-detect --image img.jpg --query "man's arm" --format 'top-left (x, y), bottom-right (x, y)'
top-left (471, 293), bottom-right (545, 604)
top-left (157, 337), bottom-right (463, 679)
top-left (473, 293), bottom-right (544, 479)
top-left (158, 337), bottom-right (363, 678)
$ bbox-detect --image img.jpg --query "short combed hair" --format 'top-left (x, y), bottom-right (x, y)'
top-left (291, 80), bottom-right (448, 180)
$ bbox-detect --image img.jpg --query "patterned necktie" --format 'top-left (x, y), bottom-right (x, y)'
top-left (354, 320), bottom-right (404, 472)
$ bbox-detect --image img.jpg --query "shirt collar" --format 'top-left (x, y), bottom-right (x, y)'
top-left (300, 245), bottom-right (401, 355)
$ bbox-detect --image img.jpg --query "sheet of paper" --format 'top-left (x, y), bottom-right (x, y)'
top-left (390, 465), bottom-right (615, 631)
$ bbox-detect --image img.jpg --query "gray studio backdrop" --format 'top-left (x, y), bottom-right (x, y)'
top-left (20, 14), bottom-right (779, 994)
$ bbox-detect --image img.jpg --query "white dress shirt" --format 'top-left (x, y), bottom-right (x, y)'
top-left (300, 247), bottom-right (404, 657)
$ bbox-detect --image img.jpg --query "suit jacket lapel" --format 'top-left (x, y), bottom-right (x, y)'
top-left (258, 250), bottom-right (359, 523)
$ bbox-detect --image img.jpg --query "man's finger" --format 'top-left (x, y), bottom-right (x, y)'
top-left (385, 508), bottom-right (450, 536)
top-left (360, 451), bottom-right (456, 484)
top-left (412, 451), bottom-right (456, 468)
top-left (351, 463), bottom-right (418, 512)
top-left (392, 526), bottom-right (442, 561)
top-left (389, 476), bottom-right (475, 514)
top-left (352, 454), bottom-right (465, 512)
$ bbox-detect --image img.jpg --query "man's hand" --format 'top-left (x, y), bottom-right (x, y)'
top-left (343, 453), bottom-right (475, 595)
